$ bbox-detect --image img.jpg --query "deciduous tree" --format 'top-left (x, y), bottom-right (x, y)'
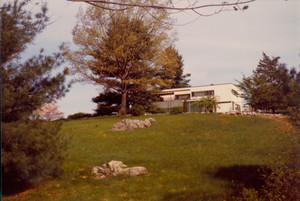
top-left (68, 3), bottom-right (177, 115)
top-left (32, 103), bottom-right (65, 121)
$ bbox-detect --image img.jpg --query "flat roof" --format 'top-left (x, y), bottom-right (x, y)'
top-left (161, 83), bottom-right (234, 92)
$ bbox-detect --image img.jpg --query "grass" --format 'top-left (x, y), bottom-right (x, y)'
top-left (3, 113), bottom-right (297, 201)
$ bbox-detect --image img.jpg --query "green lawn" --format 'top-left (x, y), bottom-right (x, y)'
top-left (4, 113), bottom-right (297, 201)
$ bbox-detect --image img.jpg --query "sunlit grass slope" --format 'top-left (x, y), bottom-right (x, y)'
top-left (4, 113), bottom-right (294, 201)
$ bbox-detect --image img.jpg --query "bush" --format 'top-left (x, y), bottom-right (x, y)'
top-left (94, 105), bottom-right (120, 116)
top-left (146, 104), bottom-right (167, 114)
top-left (170, 106), bottom-right (183, 115)
top-left (183, 99), bottom-right (188, 113)
top-left (2, 120), bottom-right (69, 195)
top-left (67, 112), bottom-right (93, 120)
top-left (128, 104), bottom-right (145, 116)
top-left (288, 107), bottom-right (300, 128)
top-left (234, 166), bottom-right (300, 201)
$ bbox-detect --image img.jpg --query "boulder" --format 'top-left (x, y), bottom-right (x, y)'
top-left (111, 118), bottom-right (156, 131)
top-left (143, 119), bottom-right (152, 127)
top-left (121, 167), bottom-right (149, 176)
top-left (91, 160), bottom-right (148, 179)
top-left (147, 118), bottom-right (156, 123)
top-left (111, 122), bottom-right (126, 131)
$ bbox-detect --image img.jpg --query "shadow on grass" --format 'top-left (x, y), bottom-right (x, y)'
top-left (213, 165), bottom-right (270, 190)
top-left (2, 179), bottom-right (34, 196)
top-left (162, 165), bottom-right (271, 201)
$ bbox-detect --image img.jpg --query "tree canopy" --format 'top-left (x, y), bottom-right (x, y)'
top-left (68, 3), bottom-right (177, 114)
top-left (157, 46), bottom-right (190, 89)
top-left (237, 52), bottom-right (299, 113)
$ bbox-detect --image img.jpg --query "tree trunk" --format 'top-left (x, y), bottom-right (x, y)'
top-left (272, 108), bottom-right (275, 114)
top-left (120, 89), bottom-right (127, 117)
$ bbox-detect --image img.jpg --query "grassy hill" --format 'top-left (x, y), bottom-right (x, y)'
top-left (4, 113), bottom-right (298, 201)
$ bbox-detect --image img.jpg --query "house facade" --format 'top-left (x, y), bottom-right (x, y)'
top-left (155, 83), bottom-right (243, 113)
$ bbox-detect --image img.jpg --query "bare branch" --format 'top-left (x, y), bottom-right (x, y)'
top-left (67, 0), bottom-right (256, 13)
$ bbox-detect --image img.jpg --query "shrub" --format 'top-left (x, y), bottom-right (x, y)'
top-left (67, 112), bottom-right (93, 120)
top-left (183, 99), bottom-right (188, 113)
top-left (170, 106), bottom-right (183, 115)
top-left (192, 96), bottom-right (218, 113)
top-left (146, 104), bottom-right (167, 114)
top-left (234, 166), bottom-right (300, 201)
top-left (94, 105), bottom-right (120, 116)
top-left (128, 104), bottom-right (145, 116)
top-left (287, 107), bottom-right (300, 128)
top-left (2, 120), bottom-right (69, 195)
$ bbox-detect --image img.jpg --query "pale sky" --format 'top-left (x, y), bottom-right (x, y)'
top-left (23, 0), bottom-right (300, 117)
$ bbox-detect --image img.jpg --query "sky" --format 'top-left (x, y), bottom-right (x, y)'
top-left (23, 0), bottom-right (300, 117)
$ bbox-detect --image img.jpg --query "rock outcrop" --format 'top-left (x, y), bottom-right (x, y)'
top-left (111, 118), bottom-right (156, 131)
top-left (92, 160), bottom-right (148, 179)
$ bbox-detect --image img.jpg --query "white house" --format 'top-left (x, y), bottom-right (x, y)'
top-left (156, 83), bottom-right (243, 113)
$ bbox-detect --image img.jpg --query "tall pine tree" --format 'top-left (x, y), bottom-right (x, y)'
top-left (1, 0), bottom-right (69, 194)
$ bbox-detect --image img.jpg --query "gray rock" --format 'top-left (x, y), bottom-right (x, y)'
top-left (111, 118), bottom-right (156, 131)
top-left (92, 160), bottom-right (148, 179)
top-left (147, 118), bottom-right (156, 123)
top-left (122, 167), bottom-right (149, 176)
top-left (143, 119), bottom-right (152, 127)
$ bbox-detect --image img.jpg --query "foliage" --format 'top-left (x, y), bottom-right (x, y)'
top-left (287, 107), bottom-right (300, 128)
top-left (158, 46), bottom-right (190, 89)
top-left (128, 104), bottom-right (145, 116)
top-left (1, 0), bottom-right (69, 122)
top-left (183, 99), bottom-right (188, 113)
top-left (192, 96), bottom-right (218, 113)
top-left (2, 120), bottom-right (69, 195)
top-left (261, 166), bottom-right (300, 200)
top-left (169, 106), bottom-right (183, 114)
top-left (1, 0), bottom-right (49, 66)
top-left (68, 2), bottom-right (176, 114)
top-left (146, 104), bottom-right (167, 114)
top-left (94, 105), bottom-right (120, 116)
top-left (157, 46), bottom-right (190, 89)
top-left (237, 52), bottom-right (299, 113)
top-left (67, 112), bottom-right (93, 120)
top-left (93, 88), bottom-right (160, 116)
top-left (235, 166), bottom-right (300, 201)
top-left (92, 90), bottom-right (121, 116)
top-left (32, 103), bottom-right (64, 121)
top-left (1, 0), bottom-right (70, 194)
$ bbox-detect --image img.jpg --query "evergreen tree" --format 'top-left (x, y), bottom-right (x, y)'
top-left (1, 0), bottom-right (69, 194)
top-left (238, 52), bottom-right (298, 113)
top-left (171, 49), bottom-right (191, 88)
top-left (157, 46), bottom-right (190, 89)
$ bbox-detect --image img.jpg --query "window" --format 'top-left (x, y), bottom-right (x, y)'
top-left (175, 94), bottom-right (190, 100)
top-left (192, 90), bottom-right (214, 97)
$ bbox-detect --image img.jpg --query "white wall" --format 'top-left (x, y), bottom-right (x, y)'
top-left (159, 83), bottom-right (243, 113)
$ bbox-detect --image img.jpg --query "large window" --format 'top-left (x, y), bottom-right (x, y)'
top-left (192, 90), bottom-right (214, 97)
top-left (175, 94), bottom-right (190, 100)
